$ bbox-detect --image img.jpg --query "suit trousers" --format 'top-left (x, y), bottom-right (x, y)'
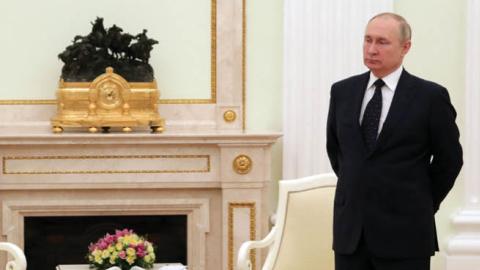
top-left (335, 234), bottom-right (430, 270)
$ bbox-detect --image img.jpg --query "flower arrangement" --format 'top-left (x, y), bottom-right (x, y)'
top-left (87, 228), bottom-right (156, 270)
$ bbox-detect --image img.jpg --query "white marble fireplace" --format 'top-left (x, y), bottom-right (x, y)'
top-left (0, 129), bottom-right (280, 270)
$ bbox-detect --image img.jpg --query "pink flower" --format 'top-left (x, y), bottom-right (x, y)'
top-left (88, 243), bottom-right (97, 252)
top-left (136, 250), bottom-right (146, 258)
top-left (118, 251), bottom-right (126, 259)
top-left (115, 228), bottom-right (132, 238)
top-left (104, 233), bottom-right (116, 244)
top-left (98, 240), bottom-right (108, 250)
top-left (136, 245), bottom-right (145, 257)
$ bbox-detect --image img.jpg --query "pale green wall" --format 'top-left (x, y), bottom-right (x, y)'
top-left (0, 0), bottom-right (211, 100)
top-left (246, 0), bottom-right (283, 186)
top-left (394, 1), bottom-right (466, 270)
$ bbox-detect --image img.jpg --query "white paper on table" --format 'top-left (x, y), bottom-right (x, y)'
top-left (158, 266), bottom-right (186, 270)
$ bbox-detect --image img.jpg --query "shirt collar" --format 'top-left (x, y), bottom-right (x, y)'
top-left (366, 65), bottom-right (403, 92)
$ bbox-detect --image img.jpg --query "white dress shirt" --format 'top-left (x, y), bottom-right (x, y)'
top-left (359, 66), bottom-right (403, 135)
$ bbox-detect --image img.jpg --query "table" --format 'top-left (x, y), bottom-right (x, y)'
top-left (56, 264), bottom-right (186, 270)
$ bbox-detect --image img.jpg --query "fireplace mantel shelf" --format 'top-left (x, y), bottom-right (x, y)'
top-left (0, 128), bottom-right (281, 145)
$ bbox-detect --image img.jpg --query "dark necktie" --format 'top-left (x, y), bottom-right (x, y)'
top-left (362, 79), bottom-right (385, 151)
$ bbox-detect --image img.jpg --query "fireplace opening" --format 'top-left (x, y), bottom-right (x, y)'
top-left (24, 215), bottom-right (187, 270)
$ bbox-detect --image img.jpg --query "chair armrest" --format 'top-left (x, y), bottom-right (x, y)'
top-left (236, 226), bottom-right (277, 270)
top-left (0, 242), bottom-right (27, 270)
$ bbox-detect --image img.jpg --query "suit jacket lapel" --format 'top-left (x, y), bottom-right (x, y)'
top-left (370, 69), bottom-right (416, 156)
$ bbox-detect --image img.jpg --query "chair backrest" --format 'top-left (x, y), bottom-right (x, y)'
top-left (264, 173), bottom-right (336, 270)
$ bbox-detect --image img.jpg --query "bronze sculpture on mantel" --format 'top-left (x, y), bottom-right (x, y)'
top-left (51, 17), bottom-right (165, 133)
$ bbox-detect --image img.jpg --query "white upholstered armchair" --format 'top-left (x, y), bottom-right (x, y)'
top-left (237, 173), bottom-right (337, 270)
top-left (0, 242), bottom-right (26, 270)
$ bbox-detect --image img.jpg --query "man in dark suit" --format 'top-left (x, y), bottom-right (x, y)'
top-left (326, 12), bottom-right (463, 270)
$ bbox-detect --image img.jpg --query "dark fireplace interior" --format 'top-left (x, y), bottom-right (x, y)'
top-left (24, 215), bottom-right (187, 270)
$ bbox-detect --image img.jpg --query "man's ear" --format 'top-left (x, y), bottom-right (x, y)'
top-left (401, 40), bottom-right (411, 56)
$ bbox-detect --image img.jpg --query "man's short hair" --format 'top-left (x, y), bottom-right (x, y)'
top-left (369, 12), bottom-right (412, 42)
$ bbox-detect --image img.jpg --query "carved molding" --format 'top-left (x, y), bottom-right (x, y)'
top-left (223, 110), bottom-right (237, 123)
top-left (228, 202), bottom-right (256, 270)
top-left (232, 154), bottom-right (252, 175)
top-left (3, 155), bottom-right (210, 175)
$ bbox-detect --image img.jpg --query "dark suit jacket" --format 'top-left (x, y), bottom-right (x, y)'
top-left (326, 69), bottom-right (463, 258)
